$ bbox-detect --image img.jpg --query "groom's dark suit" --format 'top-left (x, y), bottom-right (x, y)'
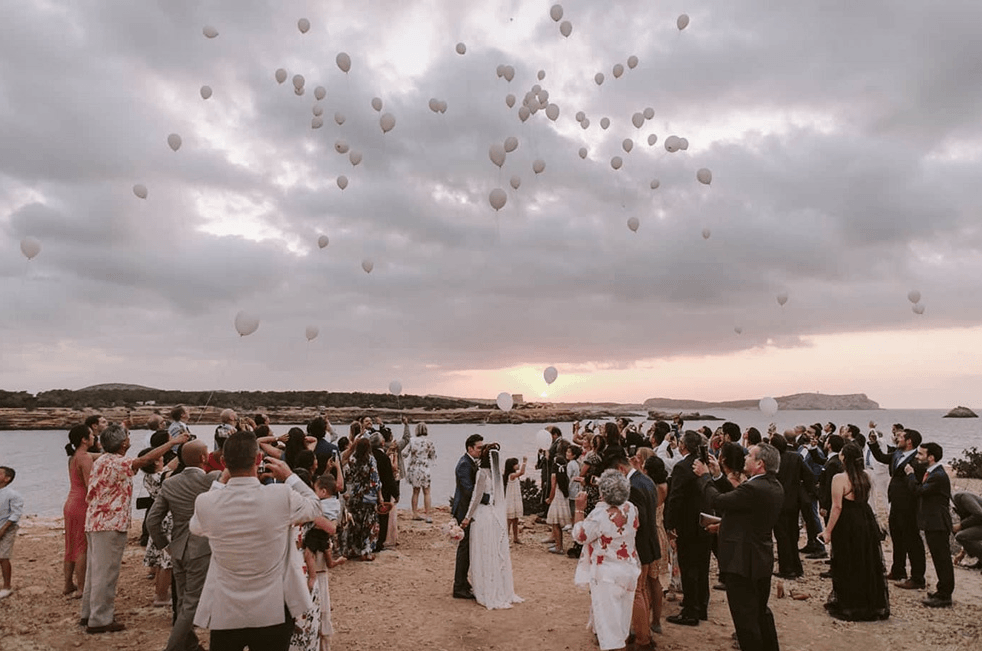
top-left (452, 453), bottom-right (478, 596)
top-left (869, 442), bottom-right (925, 582)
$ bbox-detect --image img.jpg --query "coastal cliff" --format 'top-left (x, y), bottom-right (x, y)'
top-left (643, 392), bottom-right (881, 411)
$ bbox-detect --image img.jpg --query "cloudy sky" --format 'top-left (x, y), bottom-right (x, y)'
top-left (2, 0), bottom-right (982, 408)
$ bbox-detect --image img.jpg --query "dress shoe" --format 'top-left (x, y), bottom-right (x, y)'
top-left (775, 571), bottom-right (802, 580)
top-left (819, 570), bottom-right (832, 579)
top-left (963, 559), bottom-right (982, 570)
top-left (799, 544), bottom-right (822, 554)
top-left (805, 550), bottom-right (828, 559)
top-left (666, 613), bottom-right (700, 627)
top-left (895, 579), bottom-right (926, 590)
top-left (452, 590), bottom-right (476, 600)
top-left (923, 595), bottom-right (952, 608)
top-left (86, 621), bottom-right (126, 634)
top-left (884, 570), bottom-right (906, 581)
top-left (713, 582), bottom-right (727, 590)
top-left (78, 618), bottom-right (88, 627)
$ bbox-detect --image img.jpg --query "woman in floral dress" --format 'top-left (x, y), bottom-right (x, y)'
top-left (405, 423), bottom-right (437, 523)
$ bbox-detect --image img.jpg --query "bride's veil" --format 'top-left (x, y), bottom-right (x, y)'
top-left (490, 448), bottom-right (506, 522)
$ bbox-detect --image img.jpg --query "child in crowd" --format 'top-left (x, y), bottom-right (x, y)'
top-left (545, 455), bottom-right (571, 554)
top-left (302, 528), bottom-right (336, 651)
top-left (503, 457), bottom-right (527, 544)
top-left (565, 445), bottom-right (582, 530)
top-left (314, 475), bottom-right (346, 569)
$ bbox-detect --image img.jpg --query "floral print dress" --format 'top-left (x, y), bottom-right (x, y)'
top-left (143, 471), bottom-right (172, 570)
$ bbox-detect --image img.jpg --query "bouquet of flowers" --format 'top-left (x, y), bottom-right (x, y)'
top-left (442, 521), bottom-right (465, 544)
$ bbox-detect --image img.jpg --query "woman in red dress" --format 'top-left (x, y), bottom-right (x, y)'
top-left (63, 424), bottom-right (100, 597)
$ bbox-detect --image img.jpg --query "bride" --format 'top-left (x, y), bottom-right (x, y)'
top-left (462, 443), bottom-right (523, 610)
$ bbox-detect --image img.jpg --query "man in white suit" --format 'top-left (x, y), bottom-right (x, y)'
top-left (190, 431), bottom-right (334, 651)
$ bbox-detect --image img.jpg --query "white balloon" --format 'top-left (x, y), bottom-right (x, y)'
top-left (627, 55), bottom-right (639, 69)
top-left (647, 134), bottom-right (658, 146)
top-left (349, 150), bottom-right (362, 166)
top-left (337, 175), bottom-right (348, 190)
top-left (532, 159), bottom-right (545, 174)
top-left (361, 259), bottom-right (374, 273)
top-left (455, 42), bottom-right (466, 55)
top-left (336, 52), bottom-right (351, 73)
top-left (505, 94), bottom-right (516, 108)
top-left (537, 69), bottom-right (546, 80)
top-left (907, 290), bottom-right (921, 304)
top-left (389, 380), bottom-right (403, 396)
top-left (334, 112), bottom-right (346, 126)
top-left (595, 72), bottom-right (604, 85)
top-left (503, 65), bottom-right (515, 82)
top-left (535, 429), bottom-right (552, 449)
top-left (489, 144), bottom-right (506, 168)
top-left (559, 20), bottom-right (572, 37)
top-left (234, 311), bottom-right (259, 337)
top-left (545, 103), bottom-right (560, 121)
top-left (294, 86), bottom-right (305, 96)
top-left (503, 136), bottom-right (519, 153)
top-left (679, 137), bottom-right (689, 150)
top-left (275, 68), bottom-right (287, 84)
top-left (438, 100), bottom-right (447, 113)
top-left (496, 64), bottom-right (505, 78)
top-left (600, 117), bottom-right (610, 130)
top-left (649, 179), bottom-right (660, 189)
top-left (132, 184), bottom-right (148, 199)
top-left (200, 85), bottom-right (212, 99)
top-left (758, 396), bottom-right (778, 417)
top-left (379, 113), bottom-right (396, 133)
top-left (627, 216), bottom-right (639, 232)
top-left (622, 138), bottom-right (633, 153)
top-left (912, 303), bottom-right (925, 315)
top-left (632, 112), bottom-right (644, 129)
top-left (578, 147), bottom-right (587, 159)
top-left (543, 366), bottom-right (558, 385)
top-left (776, 292), bottom-right (789, 307)
top-left (575, 111), bottom-right (585, 123)
top-left (312, 104), bottom-right (323, 116)
top-left (696, 168), bottom-right (712, 185)
top-left (702, 228), bottom-right (711, 240)
top-left (580, 117), bottom-right (590, 129)
top-left (371, 97), bottom-right (383, 112)
top-left (664, 135), bottom-right (681, 152)
top-left (292, 74), bottom-right (305, 90)
top-left (611, 156), bottom-right (623, 170)
top-left (20, 236), bottom-right (41, 260)
top-left (550, 4), bottom-right (564, 21)
top-left (317, 235), bottom-right (329, 249)
top-left (643, 107), bottom-right (654, 120)
top-left (202, 26), bottom-right (219, 38)
top-left (311, 116), bottom-right (323, 129)
top-left (167, 133), bottom-right (182, 152)
top-left (734, 326), bottom-right (743, 335)
top-left (677, 14), bottom-right (690, 30)
top-left (505, 175), bottom-right (520, 191)
top-left (334, 139), bottom-right (349, 154)
top-left (613, 63), bottom-right (624, 79)
top-left (496, 392), bottom-right (514, 412)
top-left (298, 18), bottom-right (310, 33)
top-left (305, 325), bottom-right (319, 341)
top-left (314, 86), bottom-right (326, 100)
top-left (429, 98), bottom-right (440, 112)
top-left (518, 106), bottom-right (531, 122)
top-left (489, 188), bottom-right (507, 211)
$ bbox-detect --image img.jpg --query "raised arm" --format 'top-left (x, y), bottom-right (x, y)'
top-left (132, 432), bottom-right (190, 471)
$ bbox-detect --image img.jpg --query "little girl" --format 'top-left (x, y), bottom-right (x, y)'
top-left (503, 456), bottom-right (527, 543)
top-left (303, 528), bottom-right (335, 651)
top-left (545, 455), bottom-right (571, 554)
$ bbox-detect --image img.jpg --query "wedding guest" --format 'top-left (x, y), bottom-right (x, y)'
top-left (642, 455), bottom-right (670, 634)
top-left (771, 434), bottom-right (814, 579)
top-left (572, 469), bottom-right (640, 651)
top-left (63, 424), bottom-right (99, 597)
top-left (214, 409), bottom-right (237, 451)
top-left (139, 451), bottom-right (175, 607)
top-left (544, 454), bottom-right (571, 554)
top-left (80, 425), bottom-right (189, 633)
top-left (405, 422), bottom-right (437, 523)
top-left (340, 438), bottom-right (381, 561)
top-left (504, 456), bottom-right (527, 544)
top-left (952, 491), bottom-right (982, 568)
top-left (85, 414), bottom-right (108, 440)
top-left (905, 442), bottom-right (954, 607)
top-left (0, 466), bottom-right (24, 600)
top-left (168, 406), bottom-right (192, 441)
top-left (370, 433), bottom-right (397, 553)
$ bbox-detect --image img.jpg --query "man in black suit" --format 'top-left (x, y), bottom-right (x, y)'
top-left (694, 443), bottom-right (784, 651)
top-left (817, 434), bottom-right (844, 522)
top-left (771, 434), bottom-right (814, 578)
top-left (664, 430), bottom-right (711, 626)
top-left (869, 428), bottom-right (926, 587)
top-left (370, 433), bottom-right (398, 553)
top-left (607, 448), bottom-right (660, 649)
top-left (451, 434), bottom-right (484, 599)
top-left (905, 441), bottom-right (954, 607)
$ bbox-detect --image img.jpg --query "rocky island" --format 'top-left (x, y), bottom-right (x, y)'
top-left (944, 406), bottom-right (979, 418)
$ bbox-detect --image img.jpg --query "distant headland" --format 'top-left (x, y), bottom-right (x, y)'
top-left (644, 392), bottom-right (881, 411)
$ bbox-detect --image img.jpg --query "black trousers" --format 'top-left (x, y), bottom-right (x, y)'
top-left (376, 512), bottom-right (389, 550)
top-left (677, 533), bottom-right (711, 617)
top-left (453, 521), bottom-right (471, 594)
top-left (723, 572), bottom-right (780, 651)
top-left (800, 497), bottom-right (823, 549)
top-left (888, 506), bottom-right (925, 581)
top-left (774, 508), bottom-right (803, 576)
top-left (924, 529), bottom-right (954, 598)
top-left (210, 610), bottom-right (294, 651)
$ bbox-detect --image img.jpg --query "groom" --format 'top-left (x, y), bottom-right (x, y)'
top-left (451, 434), bottom-right (484, 599)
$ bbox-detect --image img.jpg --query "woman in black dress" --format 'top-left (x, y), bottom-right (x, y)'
top-left (821, 442), bottom-right (890, 620)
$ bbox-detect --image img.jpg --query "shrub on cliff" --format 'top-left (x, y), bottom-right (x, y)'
top-left (951, 447), bottom-right (982, 479)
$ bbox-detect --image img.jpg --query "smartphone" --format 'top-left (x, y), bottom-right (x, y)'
top-left (258, 456), bottom-right (271, 474)
top-left (628, 445), bottom-right (637, 456)
top-left (698, 444), bottom-right (709, 465)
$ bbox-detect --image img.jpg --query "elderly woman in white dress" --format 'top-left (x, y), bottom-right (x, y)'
top-left (571, 469), bottom-right (641, 651)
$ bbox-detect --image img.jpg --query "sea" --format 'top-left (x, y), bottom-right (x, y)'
top-left (2, 409), bottom-right (979, 519)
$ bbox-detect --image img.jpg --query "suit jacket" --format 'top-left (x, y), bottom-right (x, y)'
top-left (869, 442), bottom-right (918, 509)
top-left (146, 467), bottom-right (220, 562)
top-left (818, 454), bottom-right (844, 512)
top-left (664, 454), bottom-right (706, 540)
top-left (451, 454), bottom-right (478, 523)
top-left (702, 473), bottom-right (784, 580)
top-left (189, 474), bottom-right (323, 630)
top-left (777, 451), bottom-right (814, 513)
top-left (372, 448), bottom-right (398, 501)
top-left (628, 469), bottom-right (661, 565)
top-left (909, 466), bottom-right (952, 532)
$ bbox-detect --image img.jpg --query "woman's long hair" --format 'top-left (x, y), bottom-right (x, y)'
top-left (503, 457), bottom-right (519, 493)
top-left (841, 442), bottom-right (871, 503)
top-left (553, 457), bottom-right (570, 498)
top-left (66, 424), bottom-right (91, 457)
top-left (283, 428), bottom-right (307, 469)
top-left (479, 442), bottom-right (499, 469)
top-left (351, 437), bottom-right (371, 465)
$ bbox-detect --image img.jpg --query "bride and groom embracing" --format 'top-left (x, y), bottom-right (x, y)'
top-left (451, 434), bottom-right (524, 609)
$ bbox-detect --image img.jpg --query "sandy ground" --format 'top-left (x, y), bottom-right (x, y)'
top-left (1, 501), bottom-right (981, 651)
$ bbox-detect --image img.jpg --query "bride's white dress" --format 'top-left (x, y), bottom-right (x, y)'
top-left (465, 451), bottom-right (523, 610)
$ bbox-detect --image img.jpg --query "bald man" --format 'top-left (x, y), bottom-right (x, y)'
top-left (147, 441), bottom-right (220, 651)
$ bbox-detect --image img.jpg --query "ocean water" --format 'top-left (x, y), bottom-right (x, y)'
top-left (2, 409), bottom-right (979, 518)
